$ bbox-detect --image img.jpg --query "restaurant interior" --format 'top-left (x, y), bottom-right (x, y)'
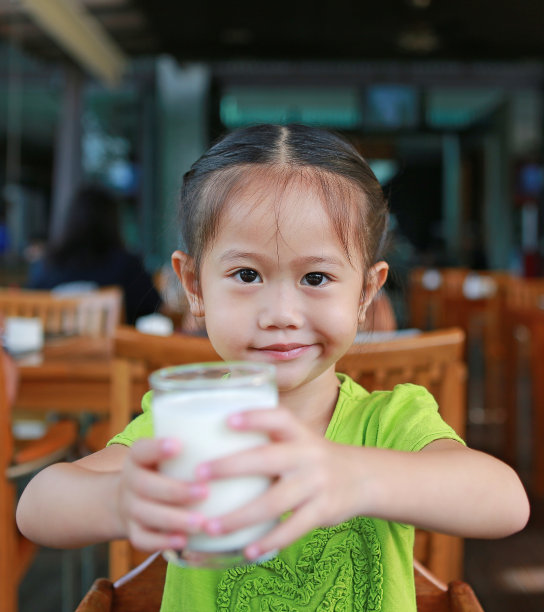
top-left (1, 1), bottom-right (544, 611)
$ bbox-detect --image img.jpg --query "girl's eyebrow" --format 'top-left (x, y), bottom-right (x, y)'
top-left (218, 249), bottom-right (346, 268)
top-left (218, 249), bottom-right (262, 263)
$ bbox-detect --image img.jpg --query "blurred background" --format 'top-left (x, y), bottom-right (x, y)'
top-left (1, 1), bottom-right (544, 610)
top-left (1, 1), bottom-right (543, 300)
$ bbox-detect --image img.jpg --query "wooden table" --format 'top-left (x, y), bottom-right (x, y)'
top-left (14, 336), bottom-right (146, 416)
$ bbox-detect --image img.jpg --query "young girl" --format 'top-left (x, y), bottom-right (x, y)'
top-left (17, 124), bottom-right (529, 611)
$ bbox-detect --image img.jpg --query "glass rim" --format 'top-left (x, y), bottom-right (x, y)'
top-left (149, 361), bottom-right (276, 392)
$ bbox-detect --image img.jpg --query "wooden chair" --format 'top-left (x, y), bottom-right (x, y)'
top-left (102, 326), bottom-right (220, 580)
top-left (0, 286), bottom-right (123, 337)
top-left (413, 559), bottom-right (485, 612)
top-left (408, 268), bottom-right (470, 331)
top-left (408, 267), bottom-right (442, 330)
top-left (75, 553), bottom-right (485, 612)
top-left (438, 271), bottom-right (511, 424)
top-left (502, 278), bottom-right (544, 495)
top-left (337, 327), bottom-right (467, 583)
top-left (1, 349), bottom-right (78, 612)
top-left (1, 286), bottom-right (123, 474)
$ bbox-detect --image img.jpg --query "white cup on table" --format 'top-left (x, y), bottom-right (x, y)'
top-left (4, 317), bottom-right (44, 355)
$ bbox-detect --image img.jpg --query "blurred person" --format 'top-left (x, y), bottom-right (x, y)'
top-left (27, 184), bottom-right (161, 325)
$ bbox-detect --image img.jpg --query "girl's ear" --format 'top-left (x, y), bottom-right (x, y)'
top-left (358, 260), bottom-right (389, 323)
top-left (171, 250), bottom-right (205, 317)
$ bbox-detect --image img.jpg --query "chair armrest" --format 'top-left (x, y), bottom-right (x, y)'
top-left (75, 578), bottom-right (114, 611)
top-left (6, 420), bottom-right (77, 479)
top-left (449, 581), bottom-right (485, 612)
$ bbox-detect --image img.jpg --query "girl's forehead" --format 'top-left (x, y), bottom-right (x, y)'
top-left (220, 169), bottom-right (357, 223)
top-left (219, 183), bottom-right (337, 245)
top-left (197, 164), bottom-right (368, 267)
top-left (214, 173), bottom-right (364, 264)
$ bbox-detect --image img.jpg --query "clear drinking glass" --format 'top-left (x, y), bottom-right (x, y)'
top-left (150, 361), bottom-right (278, 569)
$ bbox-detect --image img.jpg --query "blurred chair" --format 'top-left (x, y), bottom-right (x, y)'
top-left (408, 267), bottom-right (441, 330)
top-left (438, 271), bottom-right (511, 424)
top-left (502, 278), bottom-right (544, 495)
top-left (0, 286), bottom-right (123, 337)
top-left (408, 267), bottom-right (470, 331)
top-left (337, 327), bottom-right (466, 583)
top-left (1, 349), bottom-right (78, 612)
top-left (413, 559), bottom-right (485, 612)
top-left (75, 553), bottom-right (484, 612)
top-left (85, 325), bottom-right (219, 580)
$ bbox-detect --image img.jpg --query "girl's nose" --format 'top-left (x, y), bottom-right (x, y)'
top-left (257, 284), bottom-right (304, 330)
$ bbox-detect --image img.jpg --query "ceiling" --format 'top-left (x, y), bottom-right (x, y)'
top-left (1, 0), bottom-right (544, 67)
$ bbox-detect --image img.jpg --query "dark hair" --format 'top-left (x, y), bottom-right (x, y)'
top-left (179, 124), bottom-right (389, 276)
top-left (46, 184), bottom-right (123, 267)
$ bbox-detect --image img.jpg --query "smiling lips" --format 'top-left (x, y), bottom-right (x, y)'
top-left (256, 343), bottom-right (312, 361)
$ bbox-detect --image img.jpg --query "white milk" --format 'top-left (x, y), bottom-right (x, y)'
top-left (153, 385), bottom-right (278, 552)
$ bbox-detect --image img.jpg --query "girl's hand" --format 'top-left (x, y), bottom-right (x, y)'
top-left (116, 438), bottom-right (209, 552)
top-left (195, 408), bottom-right (366, 560)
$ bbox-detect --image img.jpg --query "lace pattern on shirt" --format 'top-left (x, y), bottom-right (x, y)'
top-left (216, 516), bottom-right (383, 611)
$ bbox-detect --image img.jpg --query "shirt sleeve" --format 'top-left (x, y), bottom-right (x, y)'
top-left (107, 390), bottom-right (154, 447)
top-left (364, 383), bottom-right (465, 452)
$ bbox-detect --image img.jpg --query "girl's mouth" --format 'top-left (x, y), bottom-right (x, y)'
top-left (254, 343), bottom-right (311, 361)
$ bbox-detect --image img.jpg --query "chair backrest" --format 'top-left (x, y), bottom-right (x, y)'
top-left (501, 277), bottom-right (544, 495)
top-left (110, 325), bottom-right (220, 437)
top-left (337, 328), bottom-right (467, 583)
top-left (408, 268), bottom-right (470, 330)
top-left (75, 554), bottom-right (484, 612)
top-left (0, 287), bottom-right (123, 337)
top-left (337, 328), bottom-right (466, 435)
top-left (109, 328), bottom-right (467, 583)
top-left (0, 349), bottom-right (17, 612)
top-left (0, 349), bottom-right (39, 612)
top-left (504, 277), bottom-right (544, 312)
top-left (109, 326), bottom-right (220, 580)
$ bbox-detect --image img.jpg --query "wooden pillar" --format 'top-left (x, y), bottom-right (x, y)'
top-left (442, 134), bottom-right (462, 261)
top-left (50, 63), bottom-right (84, 241)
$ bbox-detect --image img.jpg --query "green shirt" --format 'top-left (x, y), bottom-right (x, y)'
top-left (109, 374), bottom-right (464, 611)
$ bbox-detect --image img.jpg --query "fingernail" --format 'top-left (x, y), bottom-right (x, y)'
top-left (161, 438), bottom-right (180, 455)
top-left (195, 463), bottom-right (211, 480)
top-left (189, 483), bottom-right (207, 498)
top-left (187, 513), bottom-right (204, 531)
top-left (228, 413), bottom-right (245, 428)
top-left (169, 535), bottom-right (186, 549)
top-left (206, 519), bottom-right (222, 535)
top-left (245, 544), bottom-right (260, 560)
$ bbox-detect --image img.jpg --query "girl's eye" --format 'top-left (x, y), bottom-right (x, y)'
top-left (235, 269), bottom-right (261, 283)
top-left (302, 272), bottom-right (328, 287)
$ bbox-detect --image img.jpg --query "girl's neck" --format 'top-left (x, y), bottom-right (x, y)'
top-left (278, 367), bottom-right (341, 436)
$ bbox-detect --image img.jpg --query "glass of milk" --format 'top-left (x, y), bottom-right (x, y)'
top-left (150, 361), bottom-right (278, 569)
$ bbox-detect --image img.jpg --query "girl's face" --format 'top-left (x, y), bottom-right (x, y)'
top-left (174, 177), bottom-right (387, 394)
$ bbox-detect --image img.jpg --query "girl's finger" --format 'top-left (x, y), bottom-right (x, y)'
top-left (227, 408), bottom-right (307, 442)
top-left (130, 438), bottom-right (182, 467)
top-left (127, 523), bottom-right (187, 553)
top-left (204, 472), bottom-right (311, 536)
top-left (127, 496), bottom-right (205, 534)
top-left (196, 442), bottom-right (298, 480)
top-left (244, 502), bottom-right (321, 561)
top-left (127, 468), bottom-right (208, 506)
